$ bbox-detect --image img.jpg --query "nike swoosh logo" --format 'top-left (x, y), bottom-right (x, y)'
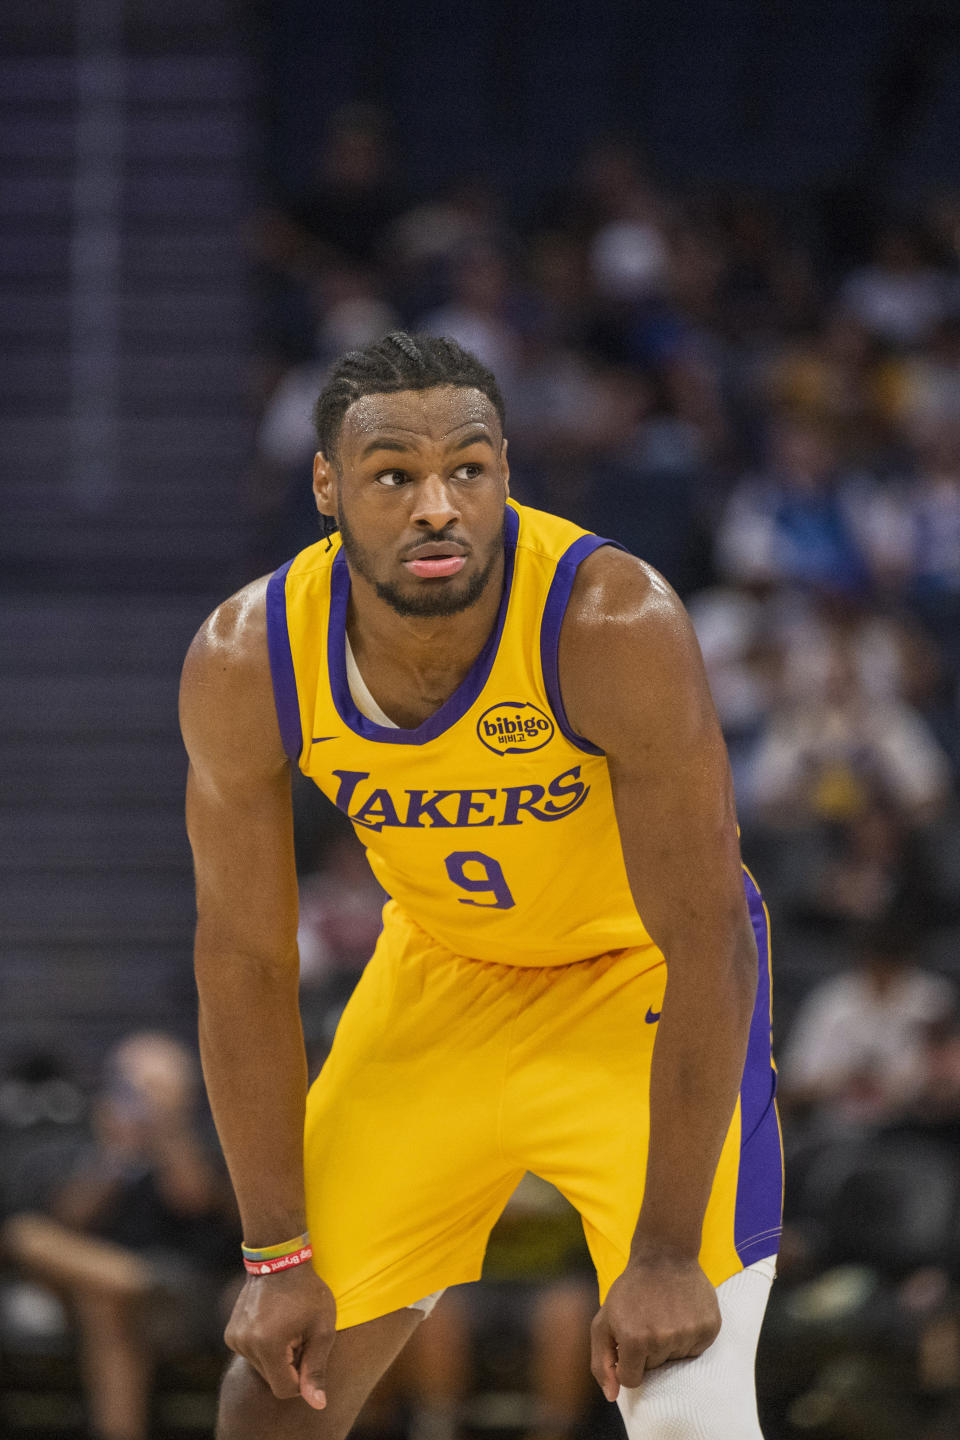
top-left (645, 1007), bottom-right (662, 1024)
top-left (311, 736), bottom-right (338, 742)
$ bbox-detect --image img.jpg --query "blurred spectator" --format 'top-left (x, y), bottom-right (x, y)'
top-left (388, 175), bottom-right (514, 318)
top-left (896, 1009), bottom-right (960, 1135)
top-left (251, 102), bottom-right (407, 368)
top-left (766, 305), bottom-right (904, 468)
top-left (245, 276), bottom-right (400, 569)
top-left (716, 414), bottom-right (871, 596)
top-left (714, 192), bottom-right (820, 345)
top-left (419, 239), bottom-right (525, 394)
top-left (778, 928), bottom-right (956, 1134)
top-left (801, 802), bottom-right (923, 932)
top-left (255, 283), bottom-right (400, 475)
top-left (840, 222), bottom-right (951, 350)
top-left (1, 1033), bottom-right (236, 1440)
top-left (866, 417), bottom-right (960, 676)
top-left (897, 315), bottom-right (960, 434)
top-left (259, 101), bottom-right (406, 274)
top-left (392, 1176), bottom-right (596, 1440)
top-left (749, 629), bottom-right (951, 827)
top-left (297, 832), bottom-right (388, 1064)
top-left (687, 583), bottom-right (777, 796)
top-left (0, 1052), bottom-right (84, 1149)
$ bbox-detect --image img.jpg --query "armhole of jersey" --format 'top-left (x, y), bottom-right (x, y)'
top-left (539, 533), bottom-right (625, 757)
top-left (265, 560), bottom-right (303, 762)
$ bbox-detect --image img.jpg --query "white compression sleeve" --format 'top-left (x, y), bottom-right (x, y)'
top-left (616, 1259), bottom-right (775, 1440)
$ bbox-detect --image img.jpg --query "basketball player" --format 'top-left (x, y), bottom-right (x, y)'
top-left (180, 333), bottom-right (781, 1440)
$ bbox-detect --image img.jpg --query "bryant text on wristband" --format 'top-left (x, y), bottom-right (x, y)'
top-left (243, 1245), bottom-right (314, 1276)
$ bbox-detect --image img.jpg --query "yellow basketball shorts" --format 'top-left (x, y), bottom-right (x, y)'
top-left (304, 879), bottom-right (781, 1331)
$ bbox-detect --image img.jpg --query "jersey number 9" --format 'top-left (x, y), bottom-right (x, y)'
top-left (444, 851), bottom-right (516, 910)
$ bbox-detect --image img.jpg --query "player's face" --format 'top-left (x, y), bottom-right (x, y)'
top-left (314, 386), bottom-right (510, 619)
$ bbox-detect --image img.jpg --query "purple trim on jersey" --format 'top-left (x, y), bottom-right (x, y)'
top-left (327, 505), bottom-right (519, 746)
top-left (539, 533), bottom-right (625, 756)
top-left (734, 869), bottom-right (782, 1266)
top-left (265, 560), bottom-right (303, 761)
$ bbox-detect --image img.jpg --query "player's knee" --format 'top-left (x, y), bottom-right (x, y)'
top-left (217, 1355), bottom-right (357, 1440)
top-left (217, 1356), bottom-right (263, 1438)
top-left (616, 1374), bottom-right (763, 1440)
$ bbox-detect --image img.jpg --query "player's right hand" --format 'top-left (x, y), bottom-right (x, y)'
top-left (224, 1266), bottom-right (337, 1410)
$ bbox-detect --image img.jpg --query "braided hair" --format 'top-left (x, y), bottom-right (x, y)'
top-left (312, 331), bottom-right (506, 546)
top-left (313, 331), bottom-right (505, 465)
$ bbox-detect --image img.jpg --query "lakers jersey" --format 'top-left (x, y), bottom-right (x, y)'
top-left (266, 500), bottom-right (782, 1322)
top-left (266, 501), bottom-right (659, 967)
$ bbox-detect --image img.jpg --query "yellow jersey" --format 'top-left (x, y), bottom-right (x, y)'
top-left (266, 499), bottom-right (782, 1320)
top-left (266, 500), bottom-right (657, 967)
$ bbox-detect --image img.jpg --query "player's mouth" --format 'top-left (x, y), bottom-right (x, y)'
top-left (402, 541), bottom-right (468, 580)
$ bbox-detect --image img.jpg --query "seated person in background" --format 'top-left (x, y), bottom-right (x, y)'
top-left (297, 830), bottom-right (388, 1065)
top-left (749, 638), bottom-right (951, 830)
top-left (1, 1031), bottom-right (238, 1440)
top-left (778, 925), bottom-right (956, 1135)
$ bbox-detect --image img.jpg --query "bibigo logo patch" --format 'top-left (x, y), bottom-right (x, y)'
top-left (477, 701), bottom-right (555, 756)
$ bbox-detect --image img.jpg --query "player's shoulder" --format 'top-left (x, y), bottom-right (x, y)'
top-left (564, 543), bottom-right (687, 648)
top-left (180, 575), bottom-right (285, 770)
top-left (557, 544), bottom-right (708, 749)
top-left (183, 574), bottom-right (271, 690)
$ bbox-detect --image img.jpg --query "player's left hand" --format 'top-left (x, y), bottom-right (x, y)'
top-left (590, 1249), bottom-right (721, 1400)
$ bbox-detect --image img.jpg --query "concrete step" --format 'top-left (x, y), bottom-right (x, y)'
top-left (4, 455), bottom-right (247, 497)
top-left (0, 59), bottom-right (76, 103)
top-left (125, 109), bottom-right (247, 161)
top-left (0, 289), bottom-right (246, 343)
top-left (124, 54), bottom-right (248, 105)
top-left (0, 807), bottom-right (190, 868)
top-left (1, 516), bottom-right (245, 564)
top-left (0, 290), bottom-right (68, 338)
top-left (125, 165), bottom-right (245, 223)
top-left (2, 413), bottom-right (250, 462)
top-left (0, 676), bottom-right (177, 736)
top-left (1, 735), bottom-right (188, 807)
top-left (0, 4), bottom-right (80, 44)
top-left (123, 229), bottom-right (248, 283)
top-left (0, 167), bottom-right (72, 222)
top-left (0, 114), bottom-right (75, 162)
top-left (0, 596), bottom-right (213, 674)
top-left (0, 951), bottom-right (196, 1034)
top-left (117, 351), bottom-right (249, 404)
top-left (1, 350), bottom-right (69, 403)
top-left (0, 866), bottom-right (195, 940)
top-left (0, 231), bottom-right (69, 278)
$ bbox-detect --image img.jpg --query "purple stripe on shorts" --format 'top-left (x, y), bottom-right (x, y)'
top-left (734, 869), bottom-right (782, 1266)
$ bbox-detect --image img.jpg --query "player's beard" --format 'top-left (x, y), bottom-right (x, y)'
top-left (336, 505), bottom-right (504, 618)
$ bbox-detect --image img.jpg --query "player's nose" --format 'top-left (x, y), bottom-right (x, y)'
top-left (410, 473), bottom-right (460, 531)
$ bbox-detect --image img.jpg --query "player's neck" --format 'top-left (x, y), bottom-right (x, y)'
top-left (345, 554), bottom-right (505, 701)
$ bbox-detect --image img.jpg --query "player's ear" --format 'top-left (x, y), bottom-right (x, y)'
top-left (313, 451), bottom-right (337, 517)
top-left (500, 437), bottom-right (510, 497)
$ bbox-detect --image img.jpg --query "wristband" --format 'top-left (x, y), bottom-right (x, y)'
top-left (241, 1230), bottom-right (310, 1262)
top-left (243, 1244), bottom-right (313, 1276)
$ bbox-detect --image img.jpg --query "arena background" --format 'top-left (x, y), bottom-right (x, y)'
top-left (3, 2), bottom-right (960, 1437)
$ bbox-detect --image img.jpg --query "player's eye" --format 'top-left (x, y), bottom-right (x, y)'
top-left (452, 463), bottom-right (484, 481)
top-left (375, 469), bottom-right (410, 487)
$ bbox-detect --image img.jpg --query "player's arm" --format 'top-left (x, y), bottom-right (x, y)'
top-left (180, 581), bottom-right (334, 1410)
top-left (559, 549), bottom-right (758, 1397)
